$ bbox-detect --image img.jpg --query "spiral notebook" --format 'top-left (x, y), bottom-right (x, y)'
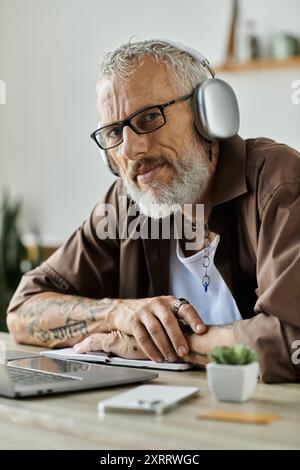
top-left (41, 348), bottom-right (192, 371)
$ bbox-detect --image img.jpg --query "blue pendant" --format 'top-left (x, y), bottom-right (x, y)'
top-left (204, 282), bottom-right (208, 292)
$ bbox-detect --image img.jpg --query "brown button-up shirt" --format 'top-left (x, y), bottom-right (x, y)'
top-left (8, 136), bottom-right (300, 383)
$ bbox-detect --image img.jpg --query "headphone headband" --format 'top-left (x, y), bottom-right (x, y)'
top-left (157, 38), bottom-right (216, 78)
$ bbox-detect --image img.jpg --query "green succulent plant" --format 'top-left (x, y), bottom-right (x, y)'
top-left (207, 344), bottom-right (258, 365)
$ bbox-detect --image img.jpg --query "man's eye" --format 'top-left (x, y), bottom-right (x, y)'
top-left (136, 111), bottom-right (162, 129)
top-left (107, 127), bottom-right (122, 139)
top-left (142, 112), bottom-right (160, 122)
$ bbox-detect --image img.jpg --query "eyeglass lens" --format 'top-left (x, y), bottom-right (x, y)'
top-left (96, 106), bottom-right (165, 149)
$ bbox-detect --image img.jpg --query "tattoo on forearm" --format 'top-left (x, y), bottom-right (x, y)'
top-left (16, 295), bottom-right (114, 344)
top-left (36, 330), bottom-right (51, 344)
top-left (35, 321), bottom-right (88, 344)
top-left (53, 321), bottom-right (88, 341)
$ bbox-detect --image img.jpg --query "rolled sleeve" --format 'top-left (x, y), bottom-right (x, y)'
top-left (234, 180), bottom-right (300, 383)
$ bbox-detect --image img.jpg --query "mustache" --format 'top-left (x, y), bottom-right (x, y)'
top-left (128, 156), bottom-right (172, 179)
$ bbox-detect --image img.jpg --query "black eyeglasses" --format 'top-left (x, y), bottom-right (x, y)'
top-left (90, 93), bottom-right (192, 151)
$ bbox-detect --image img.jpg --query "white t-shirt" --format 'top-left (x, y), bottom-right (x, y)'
top-left (169, 234), bottom-right (242, 325)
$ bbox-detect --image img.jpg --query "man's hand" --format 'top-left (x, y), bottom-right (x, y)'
top-left (73, 325), bottom-right (235, 366)
top-left (74, 331), bottom-right (147, 359)
top-left (182, 325), bottom-right (236, 367)
top-left (7, 291), bottom-right (206, 355)
top-left (111, 295), bottom-right (207, 363)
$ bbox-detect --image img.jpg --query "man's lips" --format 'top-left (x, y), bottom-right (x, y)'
top-left (135, 164), bottom-right (165, 183)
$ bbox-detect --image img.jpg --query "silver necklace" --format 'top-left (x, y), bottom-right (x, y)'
top-left (190, 220), bottom-right (211, 292)
top-left (202, 222), bottom-right (211, 292)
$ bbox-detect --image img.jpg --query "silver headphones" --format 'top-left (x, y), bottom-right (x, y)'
top-left (97, 39), bottom-right (240, 176)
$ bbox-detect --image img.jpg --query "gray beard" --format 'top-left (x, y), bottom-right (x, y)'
top-left (122, 143), bottom-right (211, 219)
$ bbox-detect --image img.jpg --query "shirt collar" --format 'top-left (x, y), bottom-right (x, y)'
top-left (212, 135), bottom-right (248, 207)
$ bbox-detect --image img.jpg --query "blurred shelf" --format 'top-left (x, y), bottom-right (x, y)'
top-left (215, 56), bottom-right (300, 73)
top-left (26, 244), bottom-right (59, 261)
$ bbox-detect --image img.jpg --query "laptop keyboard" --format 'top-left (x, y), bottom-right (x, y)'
top-left (8, 367), bottom-right (79, 386)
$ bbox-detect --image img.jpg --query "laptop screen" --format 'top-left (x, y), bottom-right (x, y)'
top-left (8, 357), bottom-right (101, 374)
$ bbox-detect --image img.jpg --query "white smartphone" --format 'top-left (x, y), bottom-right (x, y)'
top-left (98, 385), bottom-right (199, 415)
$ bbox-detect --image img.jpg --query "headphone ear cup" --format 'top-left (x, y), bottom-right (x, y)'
top-left (191, 84), bottom-right (206, 139)
top-left (192, 78), bottom-right (240, 141)
top-left (99, 148), bottom-right (120, 177)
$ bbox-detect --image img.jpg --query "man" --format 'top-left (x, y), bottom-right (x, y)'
top-left (7, 39), bottom-right (300, 383)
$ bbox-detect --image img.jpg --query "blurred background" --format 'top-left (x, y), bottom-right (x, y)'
top-left (0, 0), bottom-right (300, 329)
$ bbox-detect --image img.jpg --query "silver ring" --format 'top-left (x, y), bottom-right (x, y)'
top-left (172, 297), bottom-right (190, 317)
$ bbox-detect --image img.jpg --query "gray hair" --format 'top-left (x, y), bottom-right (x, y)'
top-left (97, 38), bottom-right (208, 94)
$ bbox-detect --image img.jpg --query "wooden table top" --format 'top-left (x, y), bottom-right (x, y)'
top-left (0, 332), bottom-right (299, 450)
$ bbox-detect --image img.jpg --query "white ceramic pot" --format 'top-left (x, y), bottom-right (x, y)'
top-left (206, 362), bottom-right (259, 402)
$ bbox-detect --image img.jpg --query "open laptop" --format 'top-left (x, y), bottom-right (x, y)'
top-left (0, 350), bottom-right (158, 398)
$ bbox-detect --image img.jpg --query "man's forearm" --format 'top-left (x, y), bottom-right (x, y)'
top-left (7, 292), bottom-right (120, 348)
top-left (182, 324), bottom-right (236, 365)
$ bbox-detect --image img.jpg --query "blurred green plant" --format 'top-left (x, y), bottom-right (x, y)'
top-left (0, 193), bottom-right (26, 331)
top-left (0, 193), bottom-right (42, 332)
top-left (207, 344), bottom-right (258, 365)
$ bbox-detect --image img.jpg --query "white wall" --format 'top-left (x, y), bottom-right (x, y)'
top-left (0, 0), bottom-right (300, 244)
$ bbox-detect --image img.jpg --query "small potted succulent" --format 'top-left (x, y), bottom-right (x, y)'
top-left (206, 344), bottom-right (259, 402)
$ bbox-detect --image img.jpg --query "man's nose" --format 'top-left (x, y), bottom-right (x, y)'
top-left (118, 125), bottom-right (150, 162)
